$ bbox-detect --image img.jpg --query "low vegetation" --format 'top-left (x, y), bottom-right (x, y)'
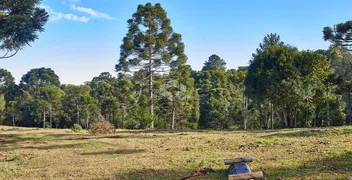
top-left (0, 125), bottom-right (351, 179)
top-left (88, 121), bottom-right (116, 135)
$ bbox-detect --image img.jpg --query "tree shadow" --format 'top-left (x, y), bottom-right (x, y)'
top-left (81, 149), bottom-right (145, 156)
top-left (264, 128), bottom-right (352, 138)
top-left (263, 129), bottom-right (328, 138)
top-left (112, 168), bottom-right (226, 180)
top-left (21, 143), bottom-right (90, 150)
top-left (0, 132), bottom-right (116, 143)
top-left (0, 132), bottom-right (159, 153)
top-left (0, 134), bottom-right (42, 144)
top-left (267, 150), bottom-right (352, 179)
top-left (115, 129), bottom-right (209, 134)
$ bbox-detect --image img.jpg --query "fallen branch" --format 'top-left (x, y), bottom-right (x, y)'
top-left (181, 161), bottom-right (215, 180)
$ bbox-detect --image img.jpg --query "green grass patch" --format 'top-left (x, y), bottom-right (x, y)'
top-left (0, 125), bottom-right (351, 179)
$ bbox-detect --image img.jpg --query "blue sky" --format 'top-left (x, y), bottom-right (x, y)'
top-left (1, 0), bottom-right (352, 85)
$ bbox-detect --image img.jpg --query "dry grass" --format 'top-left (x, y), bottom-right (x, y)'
top-left (0, 126), bottom-right (351, 180)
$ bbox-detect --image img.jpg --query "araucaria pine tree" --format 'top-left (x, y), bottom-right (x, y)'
top-left (116, 3), bottom-right (186, 128)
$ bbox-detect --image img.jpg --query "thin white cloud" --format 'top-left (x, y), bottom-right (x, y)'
top-left (63, 0), bottom-right (79, 4)
top-left (70, 5), bottom-right (116, 20)
top-left (40, 4), bottom-right (90, 23)
top-left (64, 14), bottom-right (90, 22)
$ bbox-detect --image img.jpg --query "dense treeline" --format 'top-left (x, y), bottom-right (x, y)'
top-left (1, 2), bottom-right (352, 129)
top-left (1, 39), bottom-right (351, 130)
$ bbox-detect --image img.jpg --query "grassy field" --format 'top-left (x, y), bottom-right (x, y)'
top-left (0, 126), bottom-right (351, 180)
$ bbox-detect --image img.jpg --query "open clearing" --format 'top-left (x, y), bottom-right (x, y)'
top-left (0, 126), bottom-right (351, 180)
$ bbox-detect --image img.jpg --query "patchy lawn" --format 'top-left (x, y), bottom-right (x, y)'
top-left (0, 126), bottom-right (351, 180)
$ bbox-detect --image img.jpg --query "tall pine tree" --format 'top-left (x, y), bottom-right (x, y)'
top-left (116, 3), bottom-right (186, 128)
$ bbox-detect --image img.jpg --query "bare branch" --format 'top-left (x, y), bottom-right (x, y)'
top-left (0, 49), bottom-right (19, 59)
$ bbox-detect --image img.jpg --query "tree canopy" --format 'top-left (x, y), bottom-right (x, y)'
top-left (0, 0), bottom-right (49, 58)
top-left (202, 54), bottom-right (226, 72)
top-left (116, 3), bottom-right (187, 128)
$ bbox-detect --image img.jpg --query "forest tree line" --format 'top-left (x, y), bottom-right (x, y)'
top-left (1, 32), bottom-right (352, 130)
top-left (1, 3), bottom-right (352, 130)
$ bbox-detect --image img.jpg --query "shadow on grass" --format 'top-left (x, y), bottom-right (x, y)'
top-left (267, 150), bottom-right (352, 179)
top-left (0, 132), bottom-right (156, 144)
top-left (81, 149), bottom-right (145, 156)
top-left (22, 143), bottom-right (83, 150)
top-left (113, 168), bottom-right (227, 180)
top-left (115, 129), bottom-right (209, 135)
top-left (20, 141), bottom-right (114, 150)
top-left (263, 128), bottom-right (352, 138)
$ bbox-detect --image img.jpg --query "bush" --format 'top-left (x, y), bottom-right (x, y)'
top-left (45, 122), bottom-right (51, 128)
top-left (71, 124), bottom-right (83, 132)
top-left (89, 121), bottom-right (115, 135)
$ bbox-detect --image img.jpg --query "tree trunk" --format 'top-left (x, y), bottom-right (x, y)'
top-left (314, 109), bottom-right (318, 127)
top-left (172, 106), bottom-right (175, 130)
top-left (111, 112), bottom-right (114, 127)
top-left (77, 104), bottom-right (80, 125)
top-left (271, 103), bottom-right (274, 129)
top-left (257, 102), bottom-right (267, 129)
top-left (349, 91), bottom-right (352, 125)
top-left (12, 112), bottom-right (15, 127)
top-left (275, 110), bottom-right (284, 126)
top-left (294, 113), bottom-right (297, 128)
top-left (243, 91), bottom-right (246, 130)
top-left (305, 108), bottom-right (308, 127)
top-left (148, 57), bottom-right (154, 128)
top-left (121, 103), bottom-right (125, 129)
top-left (326, 99), bottom-right (330, 126)
top-left (49, 104), bottom-right (52, 128)
top-left (323, 85), bottom-right (329, 126)
top-left (86, 108), bottom-right (89, 130)
top-left (283, 110), bottom-right (288, 127)
top-left (43, 107), bottom-right (46, 128)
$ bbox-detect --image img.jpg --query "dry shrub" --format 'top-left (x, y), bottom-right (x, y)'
top-left (89, 121), bottom-right (116, 135)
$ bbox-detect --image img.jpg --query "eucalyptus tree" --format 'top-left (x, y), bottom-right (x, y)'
top-left (0, 68), bottom-right (16, 102)
top-left (62, 84), bottom-right (96, 127)
top-left (90, 72), bottom-right (118, 121)
top-left (115, 77), bottom-right (134, 129)
top-left (116, 3), bottom-right (187, 128)
top-left (332, 48), bottom-right (352, 125)
top-left (246, 34), bottom-right (332, 128)
top-left (0, 0), bottom-right (49, 58)
top-left (77, 85), bottom-right (98, 129)
top-left (6, 100), bottom-right (16, 126)
top-left (38, 85), bottom-right (65, 128)
top-left (227, 67), bottom-right (248, 129)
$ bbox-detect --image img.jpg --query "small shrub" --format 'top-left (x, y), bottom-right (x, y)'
top-left (89, 121), bottom-right (115, 135)
top-left (45, 122), bottom-right (51, 128)
top-left (71, 124), bottom-right (83, 132)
